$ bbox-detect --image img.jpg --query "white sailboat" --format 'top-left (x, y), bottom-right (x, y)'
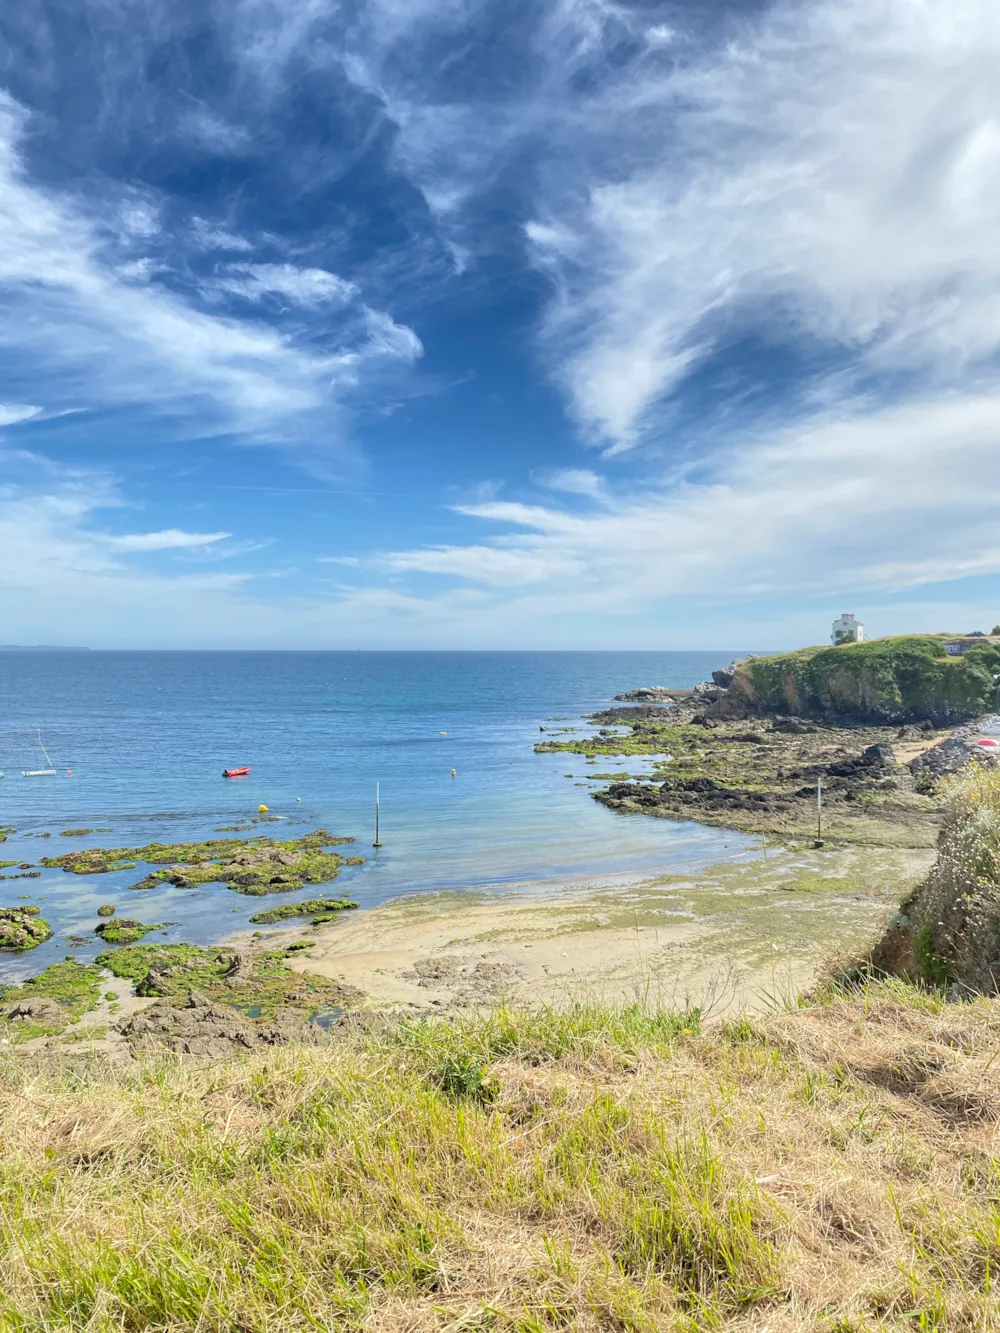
top-left (22, 729), bottom-right (57, 777)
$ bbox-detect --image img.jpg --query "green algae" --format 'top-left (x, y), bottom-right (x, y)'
top-left (96, 942), bottom-right (357, 1019)
top-left (60, 828), bottom-right (94, 837)
top-left (0, 961), bottom-right (103, 1041)
top-left (249, 898), bottom-right (359, 925)
top-left (40, 829), bottom-right (362, 897)
top-left (0, 906), bottom-right (54, 951)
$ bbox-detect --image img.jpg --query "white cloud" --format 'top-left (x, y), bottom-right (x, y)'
top-left (0, 403), bottom-right (42, 427)
top-left (382, 543), bottom-right (583, 587)
top-left (102, 529), bottom-right (232, 552)
top-left (216, 263), bottom-right (357, 307)
top-left (524, 0), bottom-right (1000, 447)
top-left (534, 468), bottom-right (608, 500)
top-left (330, 0), bottom-right (1000, 450)
top-left (378, 389), bottom-right (1000, 607)
top-left (190, 217), bottom-right (254, 252)
top-left (180, 107), bottom-right (253, 155)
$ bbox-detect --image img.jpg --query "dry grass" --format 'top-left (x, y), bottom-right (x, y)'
top-left (2, 988), bottom-right (1000, 1330)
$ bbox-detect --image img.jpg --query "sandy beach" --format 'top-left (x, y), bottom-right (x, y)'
top-left (286, 842), bottom-right (934, 1016)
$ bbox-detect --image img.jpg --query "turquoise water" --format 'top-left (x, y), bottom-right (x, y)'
top-left (0, 651), bottom-right (760, 979)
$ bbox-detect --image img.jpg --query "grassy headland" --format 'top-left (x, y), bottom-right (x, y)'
top-left (730, 634), bottom-right (1000, 725)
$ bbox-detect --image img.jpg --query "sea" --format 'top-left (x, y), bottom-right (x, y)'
top-left (0, 651), bottom-right (763, 980)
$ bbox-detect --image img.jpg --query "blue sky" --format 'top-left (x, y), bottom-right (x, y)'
top-left (1, 0), bottom-right (999, 648)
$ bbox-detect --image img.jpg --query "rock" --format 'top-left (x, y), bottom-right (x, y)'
top-left (0, 906), bottom-right (54, 951)
top-left (613, 686), bottom-right (676, 702)
top-left (770, 716), bottom-right (817, 735)
top-left (6, 997), bottom-right (64, 1025)
top-left (116, 991), bottom-right (328, 1056)
top-left (220, 951), bottom-right (255, 988)
top-left (909, 723), bottom-right (992, 789)
top-left (97, 904), bottom-right (115, 917)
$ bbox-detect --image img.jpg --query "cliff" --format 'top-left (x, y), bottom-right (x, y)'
top-left (726, 635), bottom-right (1000, 725)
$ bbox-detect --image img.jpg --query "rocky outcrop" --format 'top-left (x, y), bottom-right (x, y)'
top-left (5, 997), bottom-right (64, 1026)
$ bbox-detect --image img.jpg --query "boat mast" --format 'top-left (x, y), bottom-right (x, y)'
top-left (38, 730), bottom-right (53, 770)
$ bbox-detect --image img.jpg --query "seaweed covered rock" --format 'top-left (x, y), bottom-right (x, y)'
top-left (869, 766), bottom-right (1000, 991)
top-left (0, 961), bottom-right (103, 1040)
top-left (94, 917), bottom-right (167, 945)
top-left (97, 941), bottom-right (361, 1022)
top-left (41, 830), bottom-right (362, 897)
top-left (249, 897), bottom-right (358, 925)
top-left (0, 905), bottom-right (53, 951)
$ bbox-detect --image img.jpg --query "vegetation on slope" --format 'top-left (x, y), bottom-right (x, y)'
top-left (730, 635), bottom-right (1000, 724)
top-left (872, 763), bottom-right (1000, 991)
top-left (3, 985), bottom-right (1000, 1329)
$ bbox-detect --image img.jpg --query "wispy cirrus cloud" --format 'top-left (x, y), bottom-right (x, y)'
top-left (327, 0), bottom-right (1000, 450)
top-left (0, 89), bottom-right (421, 453)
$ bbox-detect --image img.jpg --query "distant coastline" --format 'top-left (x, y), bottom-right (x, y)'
top-left (0, 645), bottom-right (90, 651)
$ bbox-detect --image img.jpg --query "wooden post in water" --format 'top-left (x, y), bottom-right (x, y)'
top-left (373, 781), bottom-right (382, 847)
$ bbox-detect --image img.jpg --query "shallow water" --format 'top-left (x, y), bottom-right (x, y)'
top-left (0, 651), bottom-right (762, 979)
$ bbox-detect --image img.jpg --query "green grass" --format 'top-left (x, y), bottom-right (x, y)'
top-left (4, 985), bottom-right (1000, 1329)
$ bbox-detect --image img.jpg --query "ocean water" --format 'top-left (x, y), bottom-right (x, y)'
top-left (0, 651), bottom-right (761, 979)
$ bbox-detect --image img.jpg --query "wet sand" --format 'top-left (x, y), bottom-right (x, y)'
top-left (286, 843), bottom-right (934, 1017)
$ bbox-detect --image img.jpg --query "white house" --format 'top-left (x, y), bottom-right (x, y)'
top-left (832, 614), bottom-right (865, 645)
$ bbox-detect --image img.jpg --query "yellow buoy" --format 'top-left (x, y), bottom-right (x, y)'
top-left (439, 731), bottom-right (447, 735)
top-left (451, 769), bottom-right (456, 777)
top-left (258, 804), bottom-right (269, 813)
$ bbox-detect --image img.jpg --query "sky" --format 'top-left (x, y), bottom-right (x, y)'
top-left (1, 0), bottom-right (999, 649)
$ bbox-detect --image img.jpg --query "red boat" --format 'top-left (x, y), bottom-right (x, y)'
top-left (222, 766), bottom-right (251, 778)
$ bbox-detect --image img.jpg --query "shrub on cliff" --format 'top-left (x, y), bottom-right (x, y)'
top-left (871, 764), bottom-right (1000, 991)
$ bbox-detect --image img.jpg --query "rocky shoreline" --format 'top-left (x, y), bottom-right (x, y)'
top-left (539, 669), bottom-right (993, 847)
